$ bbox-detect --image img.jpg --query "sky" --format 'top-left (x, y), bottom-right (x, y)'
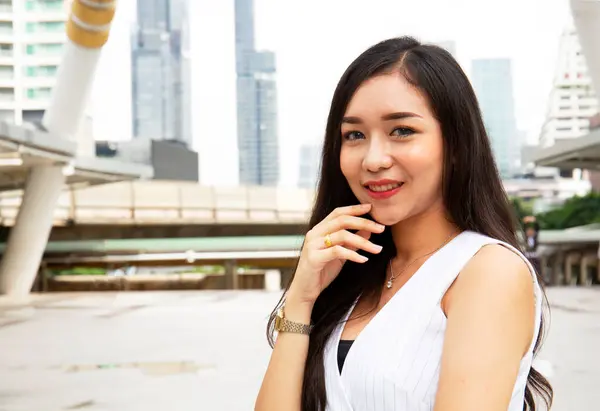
top-left (90, 0), bottom-right (571, 187)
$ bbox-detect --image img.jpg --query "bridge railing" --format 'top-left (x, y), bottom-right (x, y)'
top-left (0, 181), bottom-right (315, 226)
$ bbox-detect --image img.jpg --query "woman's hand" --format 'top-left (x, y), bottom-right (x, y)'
top-left (287, 203), bottom-right (385, 306)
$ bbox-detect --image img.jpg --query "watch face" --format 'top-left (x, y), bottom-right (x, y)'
top-left (275, 315), bottom-right (282, 331)
top-left (275, 308), bottom-right (283, 331)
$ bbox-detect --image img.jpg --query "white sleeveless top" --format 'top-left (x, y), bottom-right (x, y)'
top-left (323, 231), bottom-right (542, 411)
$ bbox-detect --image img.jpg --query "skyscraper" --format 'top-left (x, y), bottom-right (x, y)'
top-left (234, 0), bottom-right (280, 186)
top-left (131, 0), bottom-right (191, 146)
top-left (471, 58), bottom-right (520, 178)
top-left (539, 27), bottom-right (599, 148)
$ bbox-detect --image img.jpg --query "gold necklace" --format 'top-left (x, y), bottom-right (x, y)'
top-left (386, 231), bottom-right (458, 289)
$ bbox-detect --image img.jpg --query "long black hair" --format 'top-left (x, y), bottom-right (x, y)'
top-left (267, 36), bottom-right (553, 411)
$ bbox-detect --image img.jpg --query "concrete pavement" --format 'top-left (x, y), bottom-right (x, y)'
top-left (0, 287), bottom-right (598, 410)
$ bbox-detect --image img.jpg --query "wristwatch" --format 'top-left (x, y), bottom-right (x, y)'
top-left (275, 307), bottom-right (313, 335)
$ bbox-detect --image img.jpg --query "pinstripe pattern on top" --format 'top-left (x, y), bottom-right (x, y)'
top-left (323, 231), bottom-right (542, 411)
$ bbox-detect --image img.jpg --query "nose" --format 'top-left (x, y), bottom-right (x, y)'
top-left (362, 135), bottom-right (393, 172)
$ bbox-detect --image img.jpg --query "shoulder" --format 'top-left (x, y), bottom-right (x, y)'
top-left (434, 243), bottom-right (540, 409)
top-left (443, 243), bottom-right (535, 344)
top-left (445, 243), bottom-right (534, 305)
top-left (465, 243), bottom-right (534, 299)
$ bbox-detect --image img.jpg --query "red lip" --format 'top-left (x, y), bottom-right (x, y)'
top-left (363, 180), bottom-right (404, 200)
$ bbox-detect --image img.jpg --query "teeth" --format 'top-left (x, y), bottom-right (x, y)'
top-left (368, 183), bottom-right (400, 192)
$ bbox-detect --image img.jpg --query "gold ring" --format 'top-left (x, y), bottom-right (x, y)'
top-left (324, 234), bottom-right (333, 248)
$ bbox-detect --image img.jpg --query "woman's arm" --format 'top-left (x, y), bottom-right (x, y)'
top-left (434, 244), bottom-right (536, 411)
top-left (254, 293), bottom-right (313, 411)
top-left (255, 204), bottom-right (384, 410)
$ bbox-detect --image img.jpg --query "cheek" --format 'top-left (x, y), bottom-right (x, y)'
top-left (400, 142), bottom-right (444, 199)
top-left (339, 147), bottom-right (360, 182)
top-left (403, 144), bottom-right (443, 177)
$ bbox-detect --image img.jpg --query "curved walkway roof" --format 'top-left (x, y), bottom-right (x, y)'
top-left (0, 121), bottom-right (152, 192)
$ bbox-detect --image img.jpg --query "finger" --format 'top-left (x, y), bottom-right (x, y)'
top-left (316, 245), bottom-right (369, 265)
top-left (324, 230), bottom-right (382, 254)
top-left (348, 230), bottom-right (372, 251)
top-left (317, 215), bottom-right (385, 238)
top-left (322, 203), bottom-right (372, 224)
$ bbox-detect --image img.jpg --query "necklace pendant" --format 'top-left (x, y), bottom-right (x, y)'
top-left (386, 279), bottom-right (393, 289)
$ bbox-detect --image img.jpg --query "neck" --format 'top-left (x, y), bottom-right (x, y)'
top-left (390, 203), bottom-right (459, 263)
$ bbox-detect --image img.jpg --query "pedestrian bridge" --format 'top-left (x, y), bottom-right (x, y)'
top-left (30, 227), bottom-right (600, 289)
top-left (0, 180), bottom-right (315, 227)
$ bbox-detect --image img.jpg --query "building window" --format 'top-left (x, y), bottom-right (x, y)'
top-left (25, 43), bottom-right (63, 55)
top-left (25, 87), bottom-right (52, 99)
top-left (0, 43), bottom-right (12, 56)
top-left (26, 0), bottom-right (64, 11)
top-left (24, 65), bottom-right (58, 77)
top-left (0, 65), bottom-right (12, 79)
top-left (0, 1), bottom-right (11, 13)
top-left (0, 87), bottom-right (14, 101)
top-left (26, 21), bottom-right (64, 33)
top-left (0, 22), bottom-right (12, 34)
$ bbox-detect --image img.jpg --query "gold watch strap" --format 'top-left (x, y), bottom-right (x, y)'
top-left (275, 308), bottom-right (313, 335)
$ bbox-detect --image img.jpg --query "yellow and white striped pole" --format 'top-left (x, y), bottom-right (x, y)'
top-left (43, 0), bottom-right (117, 138)
top-left (0, 1), bottom-right (118, 298)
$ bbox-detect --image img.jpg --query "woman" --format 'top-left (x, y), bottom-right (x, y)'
top-left (255, 37), bottom-right (553, 411)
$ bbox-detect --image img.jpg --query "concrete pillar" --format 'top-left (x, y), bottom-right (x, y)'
top-left (564, 253), bottom-right (581, 286)
top-left (0, 1), bottom-right (117, 298)
top-left (580, 254), bottom-right (593, 286)
top-left (0, 166), bottom-right (65, 296)
top-left (224, 260), bottom-right (238, 290)
top-left (564, 253), bottom-right (573, 285)
top-left (551, 252), bottom-right (564, 286)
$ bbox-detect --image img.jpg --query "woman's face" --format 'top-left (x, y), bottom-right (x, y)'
top-left (340, 73), bottom-right (445, 226)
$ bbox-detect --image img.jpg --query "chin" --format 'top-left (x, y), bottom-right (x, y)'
top-left (369, 209), bottom-right (405, 227)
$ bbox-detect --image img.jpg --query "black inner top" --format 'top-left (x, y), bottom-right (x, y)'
top-left (337, 340), bottom-right (355, 373)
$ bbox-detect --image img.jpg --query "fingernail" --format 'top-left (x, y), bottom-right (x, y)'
top-left (374, 245), bottom-right (383, 252)
top-left (360, 255), bottom-right (369, 262)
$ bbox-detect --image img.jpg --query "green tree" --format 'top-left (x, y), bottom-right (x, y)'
top-left (536, 192), bottom-right (600, 229)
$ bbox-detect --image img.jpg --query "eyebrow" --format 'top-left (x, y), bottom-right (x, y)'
top-left (341, 112), bottom-right (423, 124)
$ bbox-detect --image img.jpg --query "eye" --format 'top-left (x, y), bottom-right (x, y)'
top-left (391, 127), bottom-right (415, 138)
top-left (342, 130), bottom-right (365, 141)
